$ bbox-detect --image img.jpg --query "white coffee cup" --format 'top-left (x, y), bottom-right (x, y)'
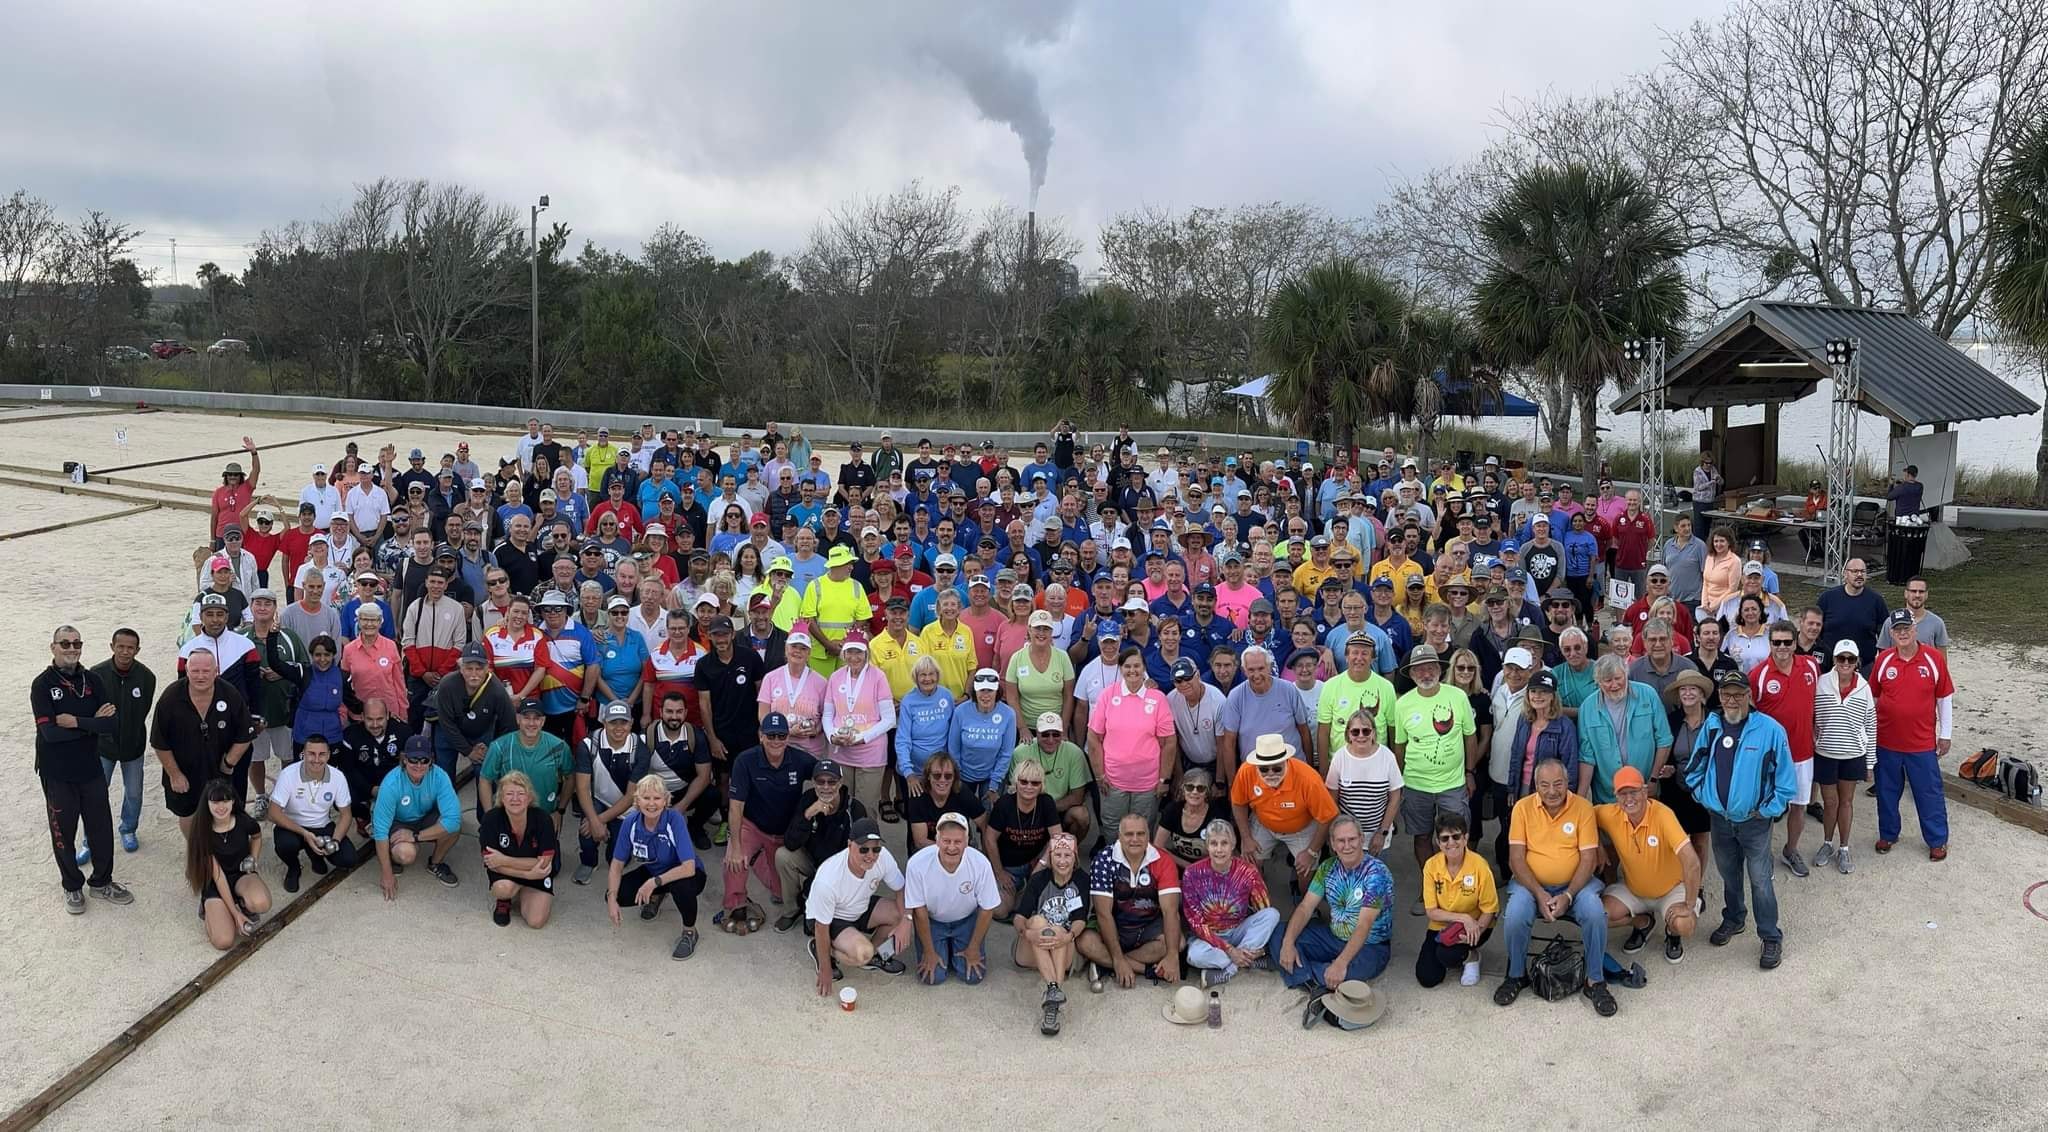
top-left (839, 986), bottom-right (858, 1012)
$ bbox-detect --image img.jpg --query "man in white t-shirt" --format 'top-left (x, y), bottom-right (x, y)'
top-left (1165, 657), bottom-right (1225, 773)
top-left (343, 474), bottom-right (392, 546)
top-left (905, 811), bottom-right (1002, 986)
top-left (1071, 624), bottom-right (1124, 736)
top-left (299, 465), bottom-right (343, 527)
top-left (804, 818), bottom-right (910, 994)
top-left (265, 734), bottom-right (360, 893)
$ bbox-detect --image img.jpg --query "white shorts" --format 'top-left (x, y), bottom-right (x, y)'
top-left (1610, 880), bottom-right (1689, 919)
top-left (1790, 758), bottom-right (1814, 806)
top-left (1250, 819), bottom-right (1316, 858)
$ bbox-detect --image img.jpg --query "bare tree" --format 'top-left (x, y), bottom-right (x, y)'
top-left (1661, 0), bottom-right (2048, 336)
top-left (0, 190), bottom-right (63, 361)
top-left (792, 181), bottom-right (965, 404)
top-left (385, 180), bottom-right (522, 402)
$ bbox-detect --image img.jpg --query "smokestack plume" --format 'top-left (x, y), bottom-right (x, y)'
top-left (1027, 210), bottom-right (1037, 263)
top-left (924, 39), bottom-right (1054, 206)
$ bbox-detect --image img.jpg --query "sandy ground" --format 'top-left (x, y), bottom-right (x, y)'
top-left (2, 410), bottom-right (2045, 1129)
top-left (0, 482), bottom-right (133, 528)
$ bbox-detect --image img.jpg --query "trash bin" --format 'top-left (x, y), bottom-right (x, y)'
top-left (1885, 521), bottom-right (1928, 584)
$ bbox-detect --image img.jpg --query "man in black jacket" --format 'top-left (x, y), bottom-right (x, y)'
top-left (772, 759), bottom-right (869, 933)
top-left (89, 627), bottom-right (156, 856)
top-left (429, 644), bottom-right (516, 778)
top-left (33, 625), bottom-right (134, 912)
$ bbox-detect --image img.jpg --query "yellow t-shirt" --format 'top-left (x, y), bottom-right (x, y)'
top-left (1423, 850), bottom-right (1500, 931)
top-left (870, 629), bottom-right (923, 700)
top-left (1509, 791), bottom-right (1598, 888)
top-left (918, 620), bottom-right (975, 698)
top-left (1594, 800), bottom-right (1690, 898)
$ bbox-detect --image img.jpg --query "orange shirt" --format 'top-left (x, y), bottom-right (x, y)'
top-left (1508, 791), bottom-right (1597, 888)
top-left (1594, 800), bottom-right (1690, 897)
top-left (1230, 759), bottom-right (1338, 835)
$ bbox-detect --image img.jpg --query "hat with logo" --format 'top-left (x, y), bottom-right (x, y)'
top-left (760, 712), bottom-right (791, 736)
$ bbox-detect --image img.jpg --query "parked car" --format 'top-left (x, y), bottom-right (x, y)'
top-left (150, 339), bottom-right (195, 359)
top-left (206, 338), bottom-right (249, 356)
top-left (104, 345), bottom-right (150, 363)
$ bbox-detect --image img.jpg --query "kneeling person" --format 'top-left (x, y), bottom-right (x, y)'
top-left (605, 774), bottom-right (706, 958)
top-left (480, 770), bottom-right (562, 929)
top-left (265, 734), bottom-right (360, 893)
top-left (371, 736), bottom-right (464, 900)
top-left (1596, 765), bottom-right (1700, 965)
top-left (804, 818), bottom-right (911, 994)
top-left (905, 811), bottom-right (1002, 985)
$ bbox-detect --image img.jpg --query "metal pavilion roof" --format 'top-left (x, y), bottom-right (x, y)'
top-left (1611, 300), bottom-right (2039, 428)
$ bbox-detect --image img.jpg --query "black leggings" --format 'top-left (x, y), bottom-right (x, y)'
top-left (616, 866), bottom-right (706, 927)
top-left (1416, 926), bottom-right (1494, 987)
top-left (275, 822), bottom-right (362, 871)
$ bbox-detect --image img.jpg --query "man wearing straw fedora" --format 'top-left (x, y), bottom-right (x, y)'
top-left (1228, 732), bottom-right (1336, 912)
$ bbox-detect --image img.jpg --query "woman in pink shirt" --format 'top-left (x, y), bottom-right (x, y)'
top-left (993, 585), bottom-right (1035, 676)
top-left (758, 628), bottom-right (828, 757)
top-left (960, 574), bottom-right (1006, 670)
top-left (1087, 648), bottom-right (1177, 828)
top-left (340, 605), bottom-right (409, 724)
top-left (822, 629), bottom-right (896, 815)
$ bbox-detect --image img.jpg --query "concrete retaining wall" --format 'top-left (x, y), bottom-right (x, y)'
top-left (0, 385), bottom-right (720, 437)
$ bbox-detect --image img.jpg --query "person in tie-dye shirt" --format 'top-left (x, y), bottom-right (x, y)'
top-left (1278, 815), bottom-right (1394, 989)
top-left (1180, 821), bottom-right (1280, 985)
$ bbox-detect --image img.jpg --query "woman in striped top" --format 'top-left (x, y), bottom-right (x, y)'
top-left (1323, 708), bottom-right (1403, 857)
top-left (1812, 640), bottom-right (1877, 874)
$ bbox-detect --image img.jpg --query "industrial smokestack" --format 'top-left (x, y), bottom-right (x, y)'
top-left (1027, 210), bottom-right (1037, 264)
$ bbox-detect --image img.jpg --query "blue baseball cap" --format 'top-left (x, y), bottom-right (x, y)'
top-left (1369, 576), bottom-right (1394, 589)
top-left (760, 712), bottom-right (791, 736)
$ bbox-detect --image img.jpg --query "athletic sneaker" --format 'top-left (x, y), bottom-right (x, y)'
top-left (671, 929), bottom-right (698, 960)
top-left (1760, 938), bottom-right (1783, 970)
top-left (711, 820), bottom-right (729, 846)
top-left (1836, 846), bottom-right (1852, 874)
top-left (121, 832), bottom-right (138, 853)
top-left (640, 895), bottom-right (664, 921)
top-left (1709, 921), bottom-right (1745, 947)
top-left (807, 938), bottom-right (843, 981)
top-left (1812, 842), bottom-right (1836, 868)
top-left (1622, 923), bottom-right (1651, 953)
top-left (572, 864), bottom-right (594, 885)
top-left (864, 953), bottom-right (907, 976)
top-left (1199, 968), bottom-right (1231, 988)
top-left (493, 899), bottom-right (512, 927)
top-left (1460, 959), bottom-right (1481, 986)
top-left (1040, 1001), bottom-right (1062, 1036)
top-left (63, 889), bottom-right (85, 915)
top-left (427, 862), bottom-right (459, 887)
top-left (88, 881), bottom-right (133, 905)
top-left (1664, 934), bottom-right (1684, 964)
top-left (1781, 847), bottom-right (1809, 877)
top-left (775, 909), bottom-right (803, 933)
top-left (251, 797), bottom-right (270, 822)
top-left (1043, 981), bottom-right (1066, 1006)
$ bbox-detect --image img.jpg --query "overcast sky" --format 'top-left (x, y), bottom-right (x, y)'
top-left (2, 0), bottom-right (1720, 284)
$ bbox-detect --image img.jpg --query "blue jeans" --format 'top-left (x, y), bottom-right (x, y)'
top-left (1185, 907), bottom-right (1282, 978)
top-left (916, 914), bottom-right (986, 985)
top-left (1874, 746), bottom-right (1948, 848)
top-left (1282, 920), bottom-right (1391, 989)
top-left (1504, 879), bottom-right (1608, 983)
top-left (100, 757), bottom-right (144, 836)
top-left (1711, 814), bottom-right (1781, 943)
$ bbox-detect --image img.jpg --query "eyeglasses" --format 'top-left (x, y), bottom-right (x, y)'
top-left (1453, 664), bottom-right (1478, 673)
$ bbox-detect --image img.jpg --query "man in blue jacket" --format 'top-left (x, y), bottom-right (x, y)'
top-left (1684, 670), bottom-right (1797, 970)
top-left (372, 736), bottom-right (464, 901)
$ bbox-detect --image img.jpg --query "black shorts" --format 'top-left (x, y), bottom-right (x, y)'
top-left (1813, 757), bottom-right (1866, 785)
top-left (392, 815), bottom-right (439, 837)
top-left (197, 878), bottom-right (252, 917)
top-left (1656, 777), bottom-right (1713, 835)
top-left (1116, 916), bottom-right (1165, 953)
top-left (487, 869), bottom-right (556, 893)
top-left (828, 894), bottom-right (883, 938)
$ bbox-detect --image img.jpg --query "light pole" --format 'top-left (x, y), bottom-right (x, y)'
top-left (530, 194), bottom-right (549, 407)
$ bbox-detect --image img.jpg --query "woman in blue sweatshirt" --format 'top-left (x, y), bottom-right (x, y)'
top-left (946, 669), bottom-right (1017, 800)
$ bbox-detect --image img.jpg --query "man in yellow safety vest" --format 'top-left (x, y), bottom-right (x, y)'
top-left (798, 545), bottom-right (870, 677)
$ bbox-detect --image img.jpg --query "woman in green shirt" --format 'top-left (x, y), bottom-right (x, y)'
top-left (1003, 611), bottom-right (1075, 743)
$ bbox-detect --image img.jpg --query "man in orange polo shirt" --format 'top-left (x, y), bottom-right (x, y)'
top-left (1229, 732), bottom-right (1336, 907)
top-left (1497, 759), bottom-right (1615, 1015)
top-left (1596, 765), bottom-right (1701, 966)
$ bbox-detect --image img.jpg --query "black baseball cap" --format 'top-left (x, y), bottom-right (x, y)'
top-left (1715, 669), bottom-right (1750, 692)
top-left (517, 699), bottom-right (546, 716)
top-left (401, 736), bottom-right (434, 762)
top-left (849, 818), bottom-right (883, 844)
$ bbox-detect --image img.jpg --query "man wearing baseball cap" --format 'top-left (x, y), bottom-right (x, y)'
top-left (805, 817), bottom-right (911, 993)
top-left (480, 698), bottom-right (574, 818)
top-left (798, 545), bottom-right (870, 677)
top-left (1870, 608), bottom-right (1953, 861)
top-left (1010, 712), bottom-right (1093, 842)
top-left (772, 759), bottom-right (868, 933)
top-left (724, 712), bottom-right (818, 923)
top-left (1683, 669), bottom-right (1796, 970)
top-left (430, 642), bottom-right (516, 777)
top-left (1596, 765), bottom-right (1701, 966)
top-left (905, 810), bottom-right (1002, 985)
top-left (371, 736), bottom-right (464, 898)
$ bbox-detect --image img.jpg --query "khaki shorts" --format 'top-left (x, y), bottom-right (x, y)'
top-left (1610, 880), bottom-right (1688, 919)
top-left (1250, 818), bottom-right (1316, 857)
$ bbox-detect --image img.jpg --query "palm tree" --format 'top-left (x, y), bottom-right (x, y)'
top-left (1259, 260), bottom-right (1409, 453)
top-left (1038, 286), bottom-right (1166, 417)
top-left (1398, 305), bottom-right (1491, 475)
top-left (1472, 163), bottom-right (1687, 488)
top-left (1988, 119), bottom-right (2048, 504)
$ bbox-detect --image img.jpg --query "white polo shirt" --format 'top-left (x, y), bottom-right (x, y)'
top-left (268, 761), bottom-right (352, 828)
top-left (903, 843), bottom-right (1001, 923)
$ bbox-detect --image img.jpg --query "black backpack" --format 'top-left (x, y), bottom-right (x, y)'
top-left (1999, 757), bottom-right (2041, 805)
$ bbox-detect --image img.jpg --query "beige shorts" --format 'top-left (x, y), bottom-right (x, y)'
top-left (1610, 880), bottom-right (1689, 919)
top-left (1250, 819), bottom-right (1316, 858)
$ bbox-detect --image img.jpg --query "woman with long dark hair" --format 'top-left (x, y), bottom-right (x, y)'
top-left (185, 779), bottom-right (272, 949)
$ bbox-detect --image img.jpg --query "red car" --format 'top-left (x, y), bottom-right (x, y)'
top-left (150, 339), bottom-right (194, 359)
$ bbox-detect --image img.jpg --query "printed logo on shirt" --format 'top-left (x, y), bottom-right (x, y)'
top-left (133, 687), bottom-right (142, 698)
top-left (1647, 835), bottom-right (1660, 847)
top-left (1561, 822), bottom-right (1576, 835)
top-left (1882, 666), bottom-right (1898, 681)
top-left (499, 834), bottom-right (512, 848)
top-left (378, 656), bottom-right (390, 667)
top-left (400, 795), bottom-right (413, 806)
top-left (1462, 874), bottom-right (1476, 889)
top-left (49, 688), bottom-right (62, 701)
top-left (1766, 679), bottom-right (1782, 695)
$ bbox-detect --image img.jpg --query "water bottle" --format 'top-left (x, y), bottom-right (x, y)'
top-left (1206, 989), bottom-right (1222, 1029)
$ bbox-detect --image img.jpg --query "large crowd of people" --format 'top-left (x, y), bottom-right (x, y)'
top-left (30, 418), bottom-right (1959, 1032)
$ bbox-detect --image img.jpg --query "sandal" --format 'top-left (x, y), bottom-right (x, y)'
top-left (879, 800), bottom-right (901, 824)
top-left (672, 928), bottom-right (699, 960)
top-left (1493, 975), bottom-right (1529, 1007)
top-left (1583, 981), bottom-right (1618, 1017)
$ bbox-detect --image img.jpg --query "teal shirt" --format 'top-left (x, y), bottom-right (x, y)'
top-left (481, 730), bottom-right (574, 810)
top-left (1550, 660), bottom-right (1598, 713)
top-left (1576, 681), bottom-right (1673, 803)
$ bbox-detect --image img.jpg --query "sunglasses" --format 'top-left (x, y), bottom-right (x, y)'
top-left (1770, 640), bottom-right (1795, 647)
top-left (855, 846), bottom-right (882, 857)
top-left (1436, 833), bottom-right (1465, 843)
top-left (54, 639), bottom-right (83, 648)
top-left (1453, 664), bottom-right (1478, 672)
top-left (1017, 779), bottom-right (1044, 787)
top-left (1345, 727), bottom-right (1373, 737)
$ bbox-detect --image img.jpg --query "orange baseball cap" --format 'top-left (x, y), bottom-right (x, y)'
top-left (1612, 766), bottom-right (1648, 791)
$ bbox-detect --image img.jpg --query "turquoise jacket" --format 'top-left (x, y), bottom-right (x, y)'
top-left (1576, 681), bottom-right (1673, 803)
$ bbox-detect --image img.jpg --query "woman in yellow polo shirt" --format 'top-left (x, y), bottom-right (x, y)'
top-left (917, 588), bottom-right (975, 698)
top-left (1417, 811), bottom-right (1498, 988)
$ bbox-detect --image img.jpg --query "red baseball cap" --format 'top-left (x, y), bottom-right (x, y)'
top-left (750, 513), bottom-right (769, 527)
